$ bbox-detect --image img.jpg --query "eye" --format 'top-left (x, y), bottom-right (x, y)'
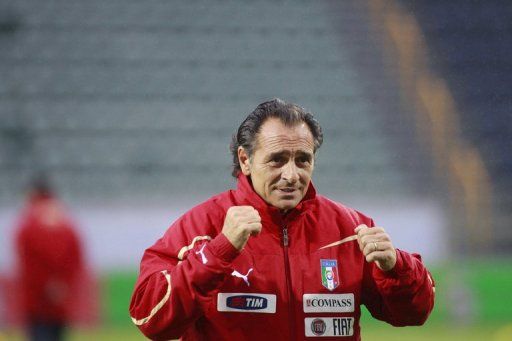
top-left (296, 155), bottom-right (311, 165)
top-left (267, 154), bottom-right (287, 166)
top-left (270, 156), bottom-right (285, 164)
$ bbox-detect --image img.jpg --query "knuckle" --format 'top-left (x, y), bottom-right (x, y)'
top-left (376, 233), bottom-right (386, 240)
top-left (364, 229), bottom-right (374, 236)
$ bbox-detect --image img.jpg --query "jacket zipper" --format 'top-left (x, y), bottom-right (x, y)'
top-left (282, 227), bottom-right (296, 340)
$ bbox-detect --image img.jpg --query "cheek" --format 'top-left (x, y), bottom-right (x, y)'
top-left (253, 166), bottom-right (277, 187)
top-left (299, 167), bottom-right (313, 180)
top-left (267, 170), bottom-right (283, 185)
top-left (260, 169), bottom-right (282, 190)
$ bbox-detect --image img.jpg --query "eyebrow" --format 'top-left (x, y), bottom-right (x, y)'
top-left (266, 150), bottom-right (313, 161)
top-left (296, 151), bottom-right (313, 160)
top-left (266, 151), bottom-right (289, 161)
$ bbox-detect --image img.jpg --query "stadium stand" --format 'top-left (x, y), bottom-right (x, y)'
top-left (0, 0), bottom-right (431, 203)
top-left (399, 0), bottom-right (512, 252)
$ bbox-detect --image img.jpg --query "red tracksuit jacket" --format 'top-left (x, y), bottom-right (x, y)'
top-left (130, 175), bottom-right (435, 340)
top-left (15, 194), bottom-right (84, 324)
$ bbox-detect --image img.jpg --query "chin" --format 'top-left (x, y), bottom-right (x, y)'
top-left (274, 200), bottom-right (300, 211)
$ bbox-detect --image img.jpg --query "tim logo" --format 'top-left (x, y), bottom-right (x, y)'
top-left (226, 295), bottom-right (268, 310)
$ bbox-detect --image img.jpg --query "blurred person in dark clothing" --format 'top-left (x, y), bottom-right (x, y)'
top-left (14, 177), bottom-right (84, 341)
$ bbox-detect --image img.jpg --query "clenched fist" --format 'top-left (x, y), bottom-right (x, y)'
top-left (355, 224), bottom-right (397, 271)
top-left (222, 206), bottom-right (262, 250)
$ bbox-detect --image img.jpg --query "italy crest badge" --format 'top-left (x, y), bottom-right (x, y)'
top-left (320, 259), bottom-right (340, 291)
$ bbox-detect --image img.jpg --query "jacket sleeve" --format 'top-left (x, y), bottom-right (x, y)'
top-left (361, 249), bottom-right (435, 326)
top-left (129, 206), bottom-right (239, 340)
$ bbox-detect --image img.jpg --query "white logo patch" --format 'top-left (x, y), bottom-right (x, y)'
top-left (303, 293), bottom-right (354, 313)
top-left (231, 268), bottom-right (253, 286)
top-left (217, 293), bottom-right (276, 313)
top-left (195, 244), bottom-right (208, 264)
top-left (305, 317), bottom-right (354, 337)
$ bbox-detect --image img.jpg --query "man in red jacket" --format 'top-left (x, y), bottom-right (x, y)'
top-left (15, 177), bottom-right (85, 341)
top-left (130, 99), bottom-right (435, 340)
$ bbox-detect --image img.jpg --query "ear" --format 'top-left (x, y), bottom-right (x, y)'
top-left (238, 146), bottom-right (251, 175)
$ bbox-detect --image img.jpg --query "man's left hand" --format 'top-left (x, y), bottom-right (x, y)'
top-left (355, 224), bottom-right (397, 271)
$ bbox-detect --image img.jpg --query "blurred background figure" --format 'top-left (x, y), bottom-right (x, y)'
top-left (14, 175), bottom-right (90, 341)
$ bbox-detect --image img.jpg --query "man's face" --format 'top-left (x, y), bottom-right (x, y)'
top-left (239, 118), bottom-right (315, 211)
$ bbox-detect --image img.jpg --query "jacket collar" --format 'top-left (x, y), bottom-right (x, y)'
top-left (234, 174), bottom-right (317, 226)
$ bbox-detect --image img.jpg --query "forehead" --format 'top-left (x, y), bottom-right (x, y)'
top-left (255, 118), bottom-right (314, 154)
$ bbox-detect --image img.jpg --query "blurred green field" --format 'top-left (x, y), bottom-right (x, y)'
top-left (3, 259), bottom-right (511, 340)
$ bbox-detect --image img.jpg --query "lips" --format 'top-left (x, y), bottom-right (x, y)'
top-left (278, 188), bottom-right (297, 193)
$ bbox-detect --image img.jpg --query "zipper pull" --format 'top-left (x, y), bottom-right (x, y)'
top-left (282, 227), bottom-right (289, 247)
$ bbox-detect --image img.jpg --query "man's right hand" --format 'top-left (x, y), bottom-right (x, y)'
top-left (222, 206), bottom-right (262, 250)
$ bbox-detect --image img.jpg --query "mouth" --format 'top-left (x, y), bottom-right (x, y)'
top-left (278, 187), bottom-right (298, 194)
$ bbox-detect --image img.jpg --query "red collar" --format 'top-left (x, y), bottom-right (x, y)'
top-left (234, 174), bottom-right (317, 226)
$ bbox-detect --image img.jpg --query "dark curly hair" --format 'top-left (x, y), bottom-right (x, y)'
top-left (230, 98), bottom-right (323, 178)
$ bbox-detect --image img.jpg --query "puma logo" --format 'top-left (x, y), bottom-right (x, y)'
top-left (231, 268), bottom-right (253, 286)
top-left (195, 244), bottom-right (208, 264)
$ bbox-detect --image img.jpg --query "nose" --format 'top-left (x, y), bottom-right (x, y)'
top-left (282, 161), bottom-right (299, 184)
